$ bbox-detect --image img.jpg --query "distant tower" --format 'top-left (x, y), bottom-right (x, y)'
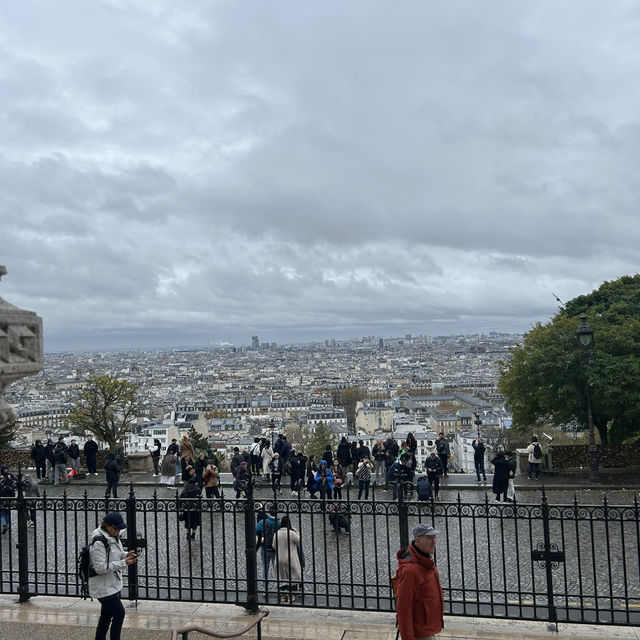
top-left (378, 338), bottom-right (384, 350)
top-left (251, 336), bottom-right (259, 350)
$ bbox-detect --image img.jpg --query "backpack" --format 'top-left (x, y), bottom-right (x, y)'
top-left (533, 443), bottom-right (542, 459)
top-left (77, 533), bottom-right (110, 599)
top-left (0, 477), bottom-right (15, 498)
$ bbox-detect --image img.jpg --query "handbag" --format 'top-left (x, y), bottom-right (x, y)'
top-left (335, 478), bottom-right (343, 486)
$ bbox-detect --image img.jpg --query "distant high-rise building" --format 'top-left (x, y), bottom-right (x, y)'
top-left (251, 336), bottom-right (259, 350)
top-left (378, 338), bottom-right (384, 350)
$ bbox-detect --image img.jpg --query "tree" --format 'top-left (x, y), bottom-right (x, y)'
top-left (69, 375), bottom-right (141, 450)
top-left (187, 426), bottom-right (208, 454)
top-left (284, 424), bottom-right (311, 454)
top-left (0, 414), bottom-right (17, 450)
top-left (307, 422), bottom-right (337, 460)
top-left (499, 275), bottom-right (640, 444)
top-left (332, 386), bottom-right (365, 433)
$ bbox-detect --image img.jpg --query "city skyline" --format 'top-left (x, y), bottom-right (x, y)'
top-left (3, 2), bottom-right (640, 352)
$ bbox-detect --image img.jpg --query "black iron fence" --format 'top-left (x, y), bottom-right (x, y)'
top-left (0, 476), bottom-right (638, 626)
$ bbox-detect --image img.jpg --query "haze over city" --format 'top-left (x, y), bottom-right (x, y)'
top-left (2, 2), bottom-right (640, 352)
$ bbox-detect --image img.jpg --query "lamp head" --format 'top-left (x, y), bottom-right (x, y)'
top-left (576, 316), bottom-right (594, 348)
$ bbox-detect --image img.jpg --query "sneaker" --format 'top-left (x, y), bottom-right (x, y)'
top-left (291, 491), bottom-right (297, 496)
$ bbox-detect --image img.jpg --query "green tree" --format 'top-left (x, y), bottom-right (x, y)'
top-left (187, 426), bottom-right (209, 454)
top-left (0, 412), bottom-right (17, 449)
top-left (69, 375), bottom-right (141, 450)
top-left (307, 422), bottom-right (337, 460)
top-left (499, 275), bottom-right (640, 444)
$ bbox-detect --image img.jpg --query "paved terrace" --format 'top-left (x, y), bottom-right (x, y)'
top-left (1, 594), bottom-right (639, 640)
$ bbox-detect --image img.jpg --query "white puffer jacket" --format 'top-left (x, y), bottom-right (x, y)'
top-left (88, 526), bottom-right (129, 599)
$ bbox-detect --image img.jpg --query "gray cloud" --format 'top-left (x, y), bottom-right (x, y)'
top-left (1, 1), bottom-right (640, 350)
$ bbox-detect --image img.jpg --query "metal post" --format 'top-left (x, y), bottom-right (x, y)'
top-left (244, 474), bottom-right (259, 612)
top-left (16, 467), bottom-right (30, 602)
top-left (126, 483), bottom-right (138, 603)
top-left (585, 381), bottom-right (599, 483)
top-left (396, 468), bottom-right (409, 550)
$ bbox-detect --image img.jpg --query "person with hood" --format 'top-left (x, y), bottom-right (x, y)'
top-left (0, 464), bottom-right (17, 534)
top-left (491, 451), bottom-right (510, 502)
top-left (104, 453), bottom-right (121, 499)
top-left (416, 475), bottom-right (432, 502)
top-left (179, 468), bottom-right (202, 540)
top-left (395, 523), bottom-right (444, 640)
top-left (52, 441), bottom-right (69, 486)
top-left (255, 506), bottom-right (281, 586)
top-left (68, 439), bottom-right (81, 473)
top-left (336, 436), bottom-right (351, 470)
top-left (30, 440), bottom-right (47, 480)
top-left (88, 512), bottom-right (139, 640)
top-left (84, 435), bottom-right (99, 475)
top-left (273, 515), bottom-right (303, 603)
top-left (160, 450), bottom-right (177, 487)
top-left (269, 453), bottom-right (283, 494)
top-left (313, 460), bottom-right (334, 500)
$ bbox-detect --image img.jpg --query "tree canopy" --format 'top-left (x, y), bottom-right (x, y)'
top-left (307, 421), bottom-right (337, 460)
top-left (69, 375), bottom-right (141, 450)
top-left (499, 275), bottom-right (640, 444)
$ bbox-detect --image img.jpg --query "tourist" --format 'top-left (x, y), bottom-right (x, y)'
top-left (472, 438), bottom-right (487, 483)
top-left (350, 441), bottom-right (358, 472)
top-left (372, 439), bottom-right (387, 485)
top-left (104, 453), bottom-right (121, 499)
top-left (180, 435), bottom-right (195, 483)
top-left (270, 454), bottom-right (283, 494)
top-left (89, 512), bottom-right (138, 640)
top-left (68, 439), bottom-right (80, 473)
top-left (491, 451), bottom-right (510, 502)
top-left (306, 454), bottom-right (318, 497)
top-left (84, 435), bottom-right (98, 475)
top-left (356, 439), bottom-right (370, 462)
top-left (160, 450), bottom-right (177, 488)
top-left (405, 432), bottom-right (418, 456)
top-left (506, 451), bottom-right (517, 502)
top-left (322, 444), bottom-right (334, 467)
top-left (52, 440), bottom-right (69, 486)
top-left (167, 438), bottom-right (180, 476)
top-left (384, 435), bottom-right (399, 460)
top-left (356, 457), bottom-right (373, 500)
top-left (416, 474), bottom-right (432, 501)
top-left (384, 449), bottom-right (395, 491)
top-left (203, 463), bottom-right (221, 499)
top-left (279, 435), bottom-right (292, 466)
top-left (249, 437), bottom-right (262, 475)
top-left (336, 436), bottom-right (351, 471)
top-left (234, 461), bottom-right (249, 498)
top-left (436, 433), bottom-right (450, 478)
top-left (273, 515), bottom-right (303, 603)
top-left (290, 451), bottom-right (306, 496)
top-left (313, 459), bottom-right (334, 500)
top-left (527, 436), bottom-right (543, 480)
top-left (331, 459), bottom-right (346, 499)
top-left (179, 469), bottom-right (201, 540)
top-left (0, 465), bottom-right (16, 534)
top-left (150, 439), bottom-right (162, 476)
top-left (388, 454), bottom-right (412, 500)
top-left (255, 506), bottom-right (280, 586)
top-left (327, 502), bottom-right (350, 535)
top-left (194, 453), bottom-right (207, 489)
top-left (261, 439), bottom-right (274, 481)
top-left (425, 452), bottom-right (443, 501)
top-left (395, 523), bottom-right (444, 640)
top-left (230, 447), bottom-right (243, 476)
top-left (30, 440), bottom-right (47, 480)
top-left (113, 438), bottom-right (125, 470)
top-left (44, 439), bottom-right (55, 483)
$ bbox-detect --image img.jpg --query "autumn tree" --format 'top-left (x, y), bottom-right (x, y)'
top-left (69, 375), bottom-right (141, 450)
top-left (499, 275), bottom-right (640, 444)
top-left (285, 424), bottom-right (311, 454)
top-left (332, 386), bottom-right (365, 433)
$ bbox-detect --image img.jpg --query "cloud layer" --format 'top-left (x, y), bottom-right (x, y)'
top-left (2, 1), bottom-right (640, 350)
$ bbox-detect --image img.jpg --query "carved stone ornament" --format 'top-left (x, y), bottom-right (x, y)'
top-left (0, 266), bottom-right (44, 429)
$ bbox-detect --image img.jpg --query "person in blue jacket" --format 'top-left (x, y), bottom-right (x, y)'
top-left (312, 460), bottom-right (334, 500)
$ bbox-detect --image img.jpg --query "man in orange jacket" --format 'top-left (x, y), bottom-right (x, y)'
top-left (395, 524), bottom-right (444, 640)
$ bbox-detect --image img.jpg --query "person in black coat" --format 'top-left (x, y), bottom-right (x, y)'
top-left (425, 453), bottom-right (444, 501)
top-left (349, 441), bottom-right (358, 472)
top-left (179, 472), bottom-right (202, 540)
top-left (356, 440), bottom-right (371, 462)
top-left (68, 439), bottom-right (81, 473)
top-left (83, 436), bottom-right (99, 475)
top-left (472, 438), bottom-right (487, 482)
top-left (44, 439), bottom-right (55, 482)
top-left (322, 445), bottom-right (333, 468)
top-left (491, 451), bottom-right (510, 502)
top-left (416, 475), bottom-right (432, 501)
top-left (30, 440), bottom-right (47, 480)
top-left (336, 437), bottom-right (351, 469)
top-left (289, 451), bottom-right (306, 495)
top-left (104, 454), bottom-right (121, 499)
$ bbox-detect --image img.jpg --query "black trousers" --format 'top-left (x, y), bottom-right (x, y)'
top-left (96, 592), bottom-right (125, 640)
top-left (35, 461), bottom-right (47, 479)
top-left (87, 455), bottom-right (97, 474)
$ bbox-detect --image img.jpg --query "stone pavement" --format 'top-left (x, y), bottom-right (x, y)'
top-left (0, 594), bottom-right (638, 640)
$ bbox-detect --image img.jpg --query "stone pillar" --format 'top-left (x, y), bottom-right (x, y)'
top-left (0, 266), bottom-right (44, 433)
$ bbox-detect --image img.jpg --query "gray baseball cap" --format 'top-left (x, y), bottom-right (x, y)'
top-left (413, 523), bottom-right (439, 538)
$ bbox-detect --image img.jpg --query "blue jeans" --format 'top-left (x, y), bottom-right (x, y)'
top-left (0, 509), bottom-right (8, 528)
top-left (96, 592), bottom-right (125, 640)
top-left (475, 461), bottom-right (486, 481)
top-left (262, 549), bottom-right (275, 583)
top-left (528, 462), bottom-right (540, 479)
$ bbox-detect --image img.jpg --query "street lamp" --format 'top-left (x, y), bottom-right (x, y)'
top-left (473, 412), bottom-right (482, 438)
top-left (576, 316), bottom-right (599, 483)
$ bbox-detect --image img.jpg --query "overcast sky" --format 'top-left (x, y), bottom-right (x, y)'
top-left (2, 1), bottom-right (639, 351)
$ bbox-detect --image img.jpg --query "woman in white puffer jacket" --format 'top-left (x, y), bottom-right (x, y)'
top-left (89, 512), bottom-right (138, 640)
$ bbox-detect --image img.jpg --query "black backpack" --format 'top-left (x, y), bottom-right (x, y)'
top-left (262, 520), bottom-right (276, 550)
top-left (533, 443), bottom-right (542, 459)
top-left (77, 533), bottom-right (110, 599)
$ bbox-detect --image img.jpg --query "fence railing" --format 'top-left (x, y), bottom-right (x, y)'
top-left (0, 474), bottom-right (638, 626)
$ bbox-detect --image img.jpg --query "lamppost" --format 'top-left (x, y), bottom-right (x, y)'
top-left (473, 412), bottom-right (482, 438)
top-left (575, 315), bottom-right (599, 483)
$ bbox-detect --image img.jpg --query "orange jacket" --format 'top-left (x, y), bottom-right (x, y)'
top-left (395, 543), bottom-right (444, 640)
